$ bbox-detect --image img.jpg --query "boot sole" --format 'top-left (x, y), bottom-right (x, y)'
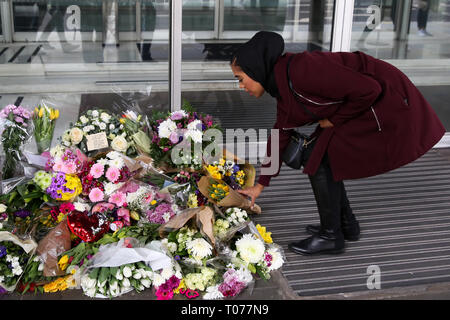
top-left (288, 245), bottom-right (345, 256)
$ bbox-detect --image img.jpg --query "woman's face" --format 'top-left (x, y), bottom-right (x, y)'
top-left (231, 65), bottom-right (265, 98)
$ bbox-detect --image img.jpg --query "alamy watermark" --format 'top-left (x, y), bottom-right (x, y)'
top-left (366, 265), bottom-right (381, 290)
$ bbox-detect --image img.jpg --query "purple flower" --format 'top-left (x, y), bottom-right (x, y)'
top-left (0, 245), bottom-right (7, 258)
top-left (0, 286), bottom-right (7, 295)
top-left (14, 209), bottom-right (31, 219)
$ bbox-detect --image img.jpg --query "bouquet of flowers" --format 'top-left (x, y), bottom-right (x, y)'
top-left (233, 233), bottom-right (284, 280)
top-left (32, 105), bottom-right (59, 154)
top-left (0, 104), bottom-right (33, 180)
top-left (58, 109), bottom-right (135, 157)
top-left (0, 231), bottom-right (37, 293)
top-left (204, 266), bottom-right (254, 299)
top-left (213, 207), bottom-right (250, 241)
top-left (45, 172), bottom-right (82, 202)
top-left (205, 157), bottom-right (247, 190)
top-left (149, 106), bottom-right (220, 171)
top-left (78, 151), bottom-right (132, 200)
top-left (45, 147), bottom-right (85, 175)
top-left (120, 110), bottom-right (152, 155)
top-left (81, 262), bottom-right (154, 298)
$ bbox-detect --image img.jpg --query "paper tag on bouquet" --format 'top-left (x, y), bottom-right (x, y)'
top-left (86, 132), bottom-right (109, 151)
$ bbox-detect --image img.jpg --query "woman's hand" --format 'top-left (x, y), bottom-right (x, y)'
top-left (237, 183), bottom-right (265, 209)
top-left (318, 118), bottom-right (334, 128)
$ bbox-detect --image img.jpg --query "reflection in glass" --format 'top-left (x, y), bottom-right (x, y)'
top-left (351, 0), bottom-right (450, 59)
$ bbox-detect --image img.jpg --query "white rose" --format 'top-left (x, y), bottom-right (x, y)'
top-left (0, 203), bottom-right (7, 213)
top-left (79, 115), bottom-right (89, 124)
top-left (92, 110), bottom-right (99, 117)
top-left (99, 122), bottom-right (107, 130)
top-left (70, 127), bottom-right (84, 145)
top-left (100, 112), bottom-right (111, 123)
top-left (111, 136), bottom-right (128, 153)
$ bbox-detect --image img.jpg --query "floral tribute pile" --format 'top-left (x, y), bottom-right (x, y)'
top-left (0, 101), bottom-right (284, 300)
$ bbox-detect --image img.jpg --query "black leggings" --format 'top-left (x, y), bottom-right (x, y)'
top-left (302, 140), bottom-right (352, 228)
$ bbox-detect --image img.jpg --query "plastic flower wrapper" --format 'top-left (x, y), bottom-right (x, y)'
top-left (0, 179), bottom-right (49, 239)
top-left (0, 104), bottom-right (34, 182)
top-left (0, 231), bottom-right (38, 293)
top-left (32, 104), bottom-right (59, 154)
top-left (120, 110), bottom-right (152, 155)
top-left (17, 254), bottom-right (54, 294)
top-left (198, 176), bottom-right (262, 215)
top-left (79, 237), bottom-right (172, 298)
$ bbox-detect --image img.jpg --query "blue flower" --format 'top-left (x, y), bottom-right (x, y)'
top-left (14, 210), bottom-right (31, 219)
top-left (0, 245), bottom-right (7, 258)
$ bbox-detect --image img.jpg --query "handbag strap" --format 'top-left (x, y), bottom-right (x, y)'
top-left (286, 55), bottom-right (320, 123)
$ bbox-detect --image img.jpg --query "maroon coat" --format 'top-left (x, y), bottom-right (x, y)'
top-left (258, 51), bottom-right (445, 186)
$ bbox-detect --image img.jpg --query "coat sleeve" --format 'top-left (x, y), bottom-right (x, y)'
top-left (257, 107), bottom-right (291, 187)
top-left (291, 52), bottom-right (382, 127)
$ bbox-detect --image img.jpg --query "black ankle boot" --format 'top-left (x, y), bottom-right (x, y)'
top-left (289, 154), bottom-right (345, 255)
top-left (305, 220), bottom-right (360, 241)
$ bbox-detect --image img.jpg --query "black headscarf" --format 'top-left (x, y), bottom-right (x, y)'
top-left (231, 31), bottom-right (285, 98)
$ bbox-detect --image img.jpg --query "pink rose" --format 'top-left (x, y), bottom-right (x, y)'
top-left (90, 163), bottom-right (105, 179)
top-left (105, 166), bottom-right (120, 183)
top-left (89, 188), bottom-right (104, 202)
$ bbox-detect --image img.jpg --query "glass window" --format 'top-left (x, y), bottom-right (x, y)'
top-left (351, 0), bottom-right (450, 60)
top-left (4, 0), bottom-right (170, 121)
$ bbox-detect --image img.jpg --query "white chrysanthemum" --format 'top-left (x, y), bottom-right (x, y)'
top-left (203, 285), bottom-right (224, 300)
top-left (160, 267), bottom-right (174, 280)
top-left (152, 273), bottom-right (165, 287)
top-left (184, 129), bottom-right (203, 143)
top-left (106, 151), bottom-right (122, 160)
top-left (158, 119), bottom-right (177, 138)
top-left (109, 157), bottom-right (124, 169)
top-left (235, 234), bottom-right (266, 264)
top-left (266, 247), bottom-right (284, 271)
top-left (187, 119), bottom-right (202, 131)
top-left (104, 182), bottom-right (124, 196)
top-left (186, 238), bottom-right (213, 260)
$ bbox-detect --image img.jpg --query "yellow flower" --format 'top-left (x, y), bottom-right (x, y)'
top-left (58, 255), bottom-right (69, 271)
top-left (38, 107), bottom-right (44, 118)
top-left (256, 224), bottom-right (273, 244)
top-left (151, 200), bottom-right (157, 205)
top-left (174, 279), bottom-right (186, 294)
top-left (43, 282), bottom-right (59, 293)
top-left (211, 193), bottom-right (216, 199)
top-left (65, 275), bottom-right (77, 289)
top-left (57, 213), bottom-right (66, 223)
top-left (120, 118), bottom-right (126, 124)
top-left (219, 158), bottom-right (225, 166)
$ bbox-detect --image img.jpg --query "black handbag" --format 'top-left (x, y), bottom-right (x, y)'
top-left (281, 130), bottom-right (312, 169)
top-left (281, 55), bottom-right (319, 169)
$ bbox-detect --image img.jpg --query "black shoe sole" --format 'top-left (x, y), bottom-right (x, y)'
top-left (288, 245), bottom-right (345, 256)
